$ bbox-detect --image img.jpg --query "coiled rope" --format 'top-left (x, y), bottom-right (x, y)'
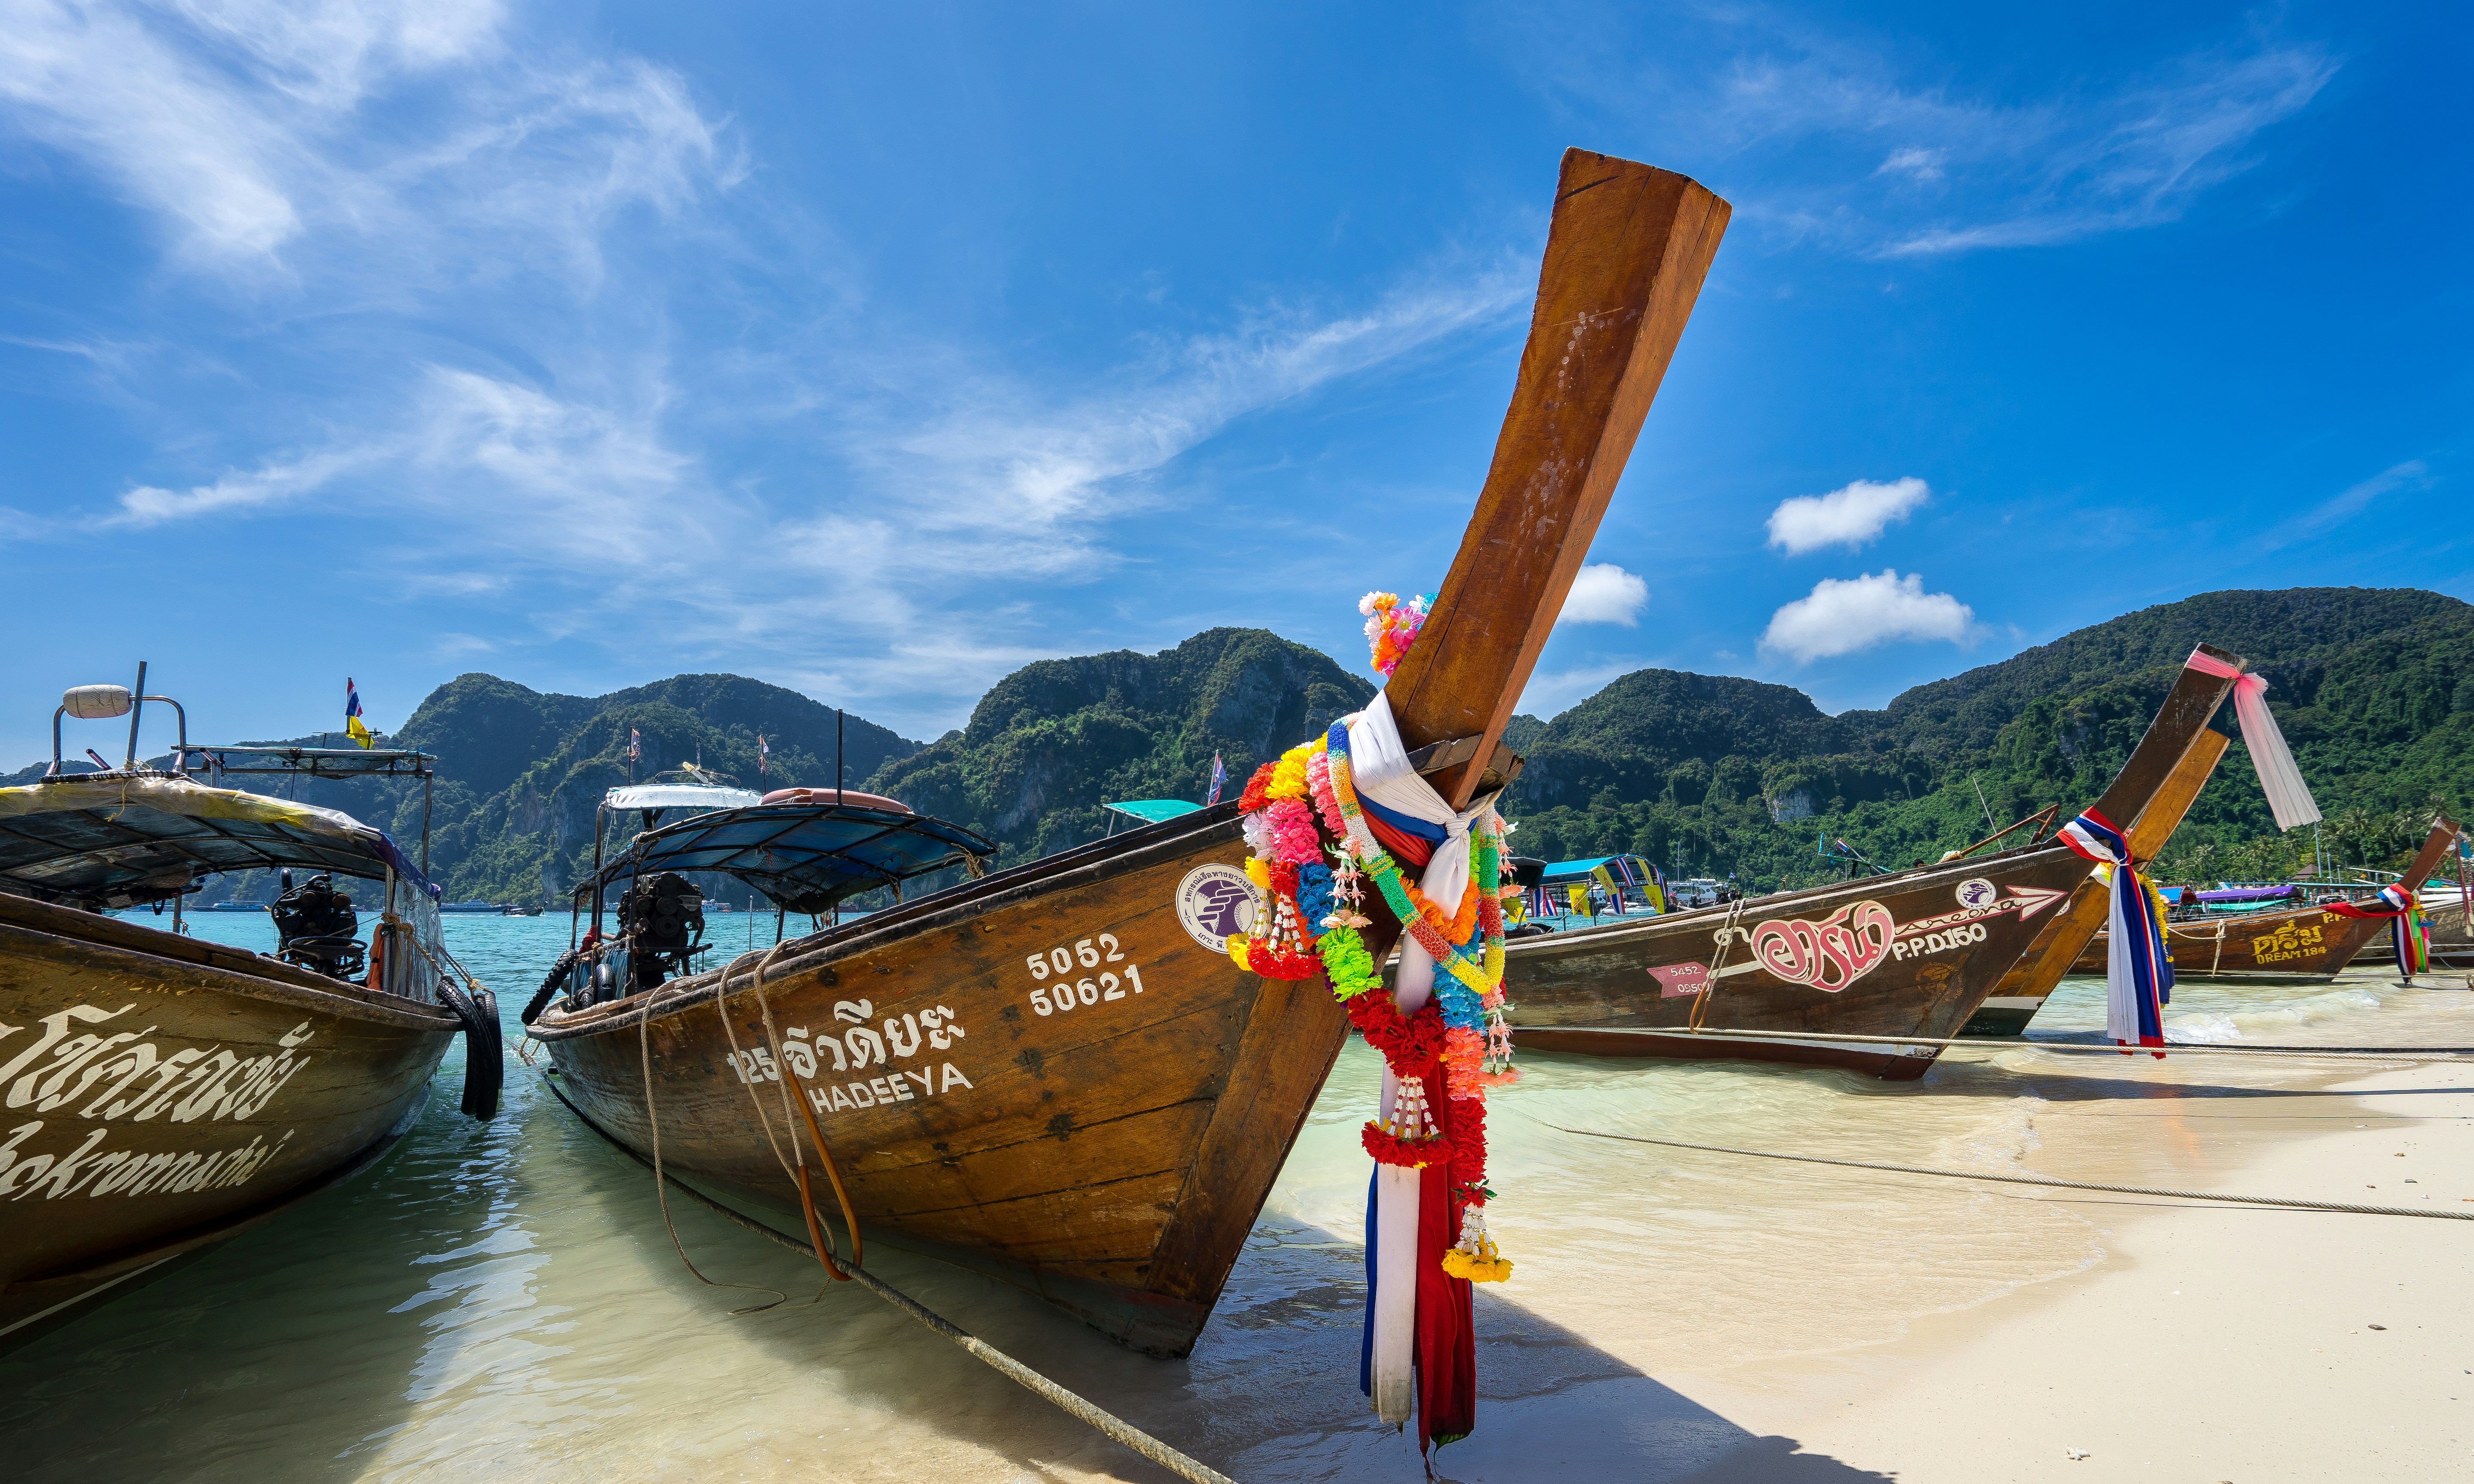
top-left (1552, 1123), bottom-right (2474, 1222)
top-left (542, 1073), bottom-right (1240, 1484)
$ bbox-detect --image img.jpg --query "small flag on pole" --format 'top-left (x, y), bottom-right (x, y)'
top-left (758, 733), bottom-right (769, 778)
top-left (344, 678), bottom-right (373, 748)
top-left (1206, 751), bottom-right (1226, 806)
top-left (629, 729), bottom-right (642, 763)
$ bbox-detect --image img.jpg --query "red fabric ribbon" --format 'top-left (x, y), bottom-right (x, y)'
top-left (1414, 1065), bottom-right (1476, 1451)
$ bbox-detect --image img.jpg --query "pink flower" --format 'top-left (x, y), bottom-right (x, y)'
top-left (1265, 798), bottom-right (1323, 865)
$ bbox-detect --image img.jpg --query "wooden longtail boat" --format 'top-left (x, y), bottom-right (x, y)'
top-left (532, 149), bottom-right (1729, 1357)
top-left (0, 691), bottom-right (498, 1356)
top-left (1498, 649), bottom-right (2246, 1079)
top-left (1954, 729), bottom-right (2231, 1037)
top-left (2056, 816), bottom-right (2464, 981)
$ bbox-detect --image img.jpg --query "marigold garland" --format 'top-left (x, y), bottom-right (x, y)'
top-left (1228, 655), bottom-right (1519, 1289)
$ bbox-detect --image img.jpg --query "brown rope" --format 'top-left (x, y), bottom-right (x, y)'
top-left (637, 998), bottom-right (787, 1314)
top-left (1688, 897), bottom-right (1746, 1032)
top-left (748, 945), bottom-right (866, 1273)
top-left (714, 946), bottom-right (853, 1280)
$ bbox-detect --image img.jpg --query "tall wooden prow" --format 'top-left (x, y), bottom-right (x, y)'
top-left (1383, 152), bottom-right (1730, 807)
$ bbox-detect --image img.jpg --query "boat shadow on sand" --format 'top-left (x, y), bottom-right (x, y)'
top-left (539, 1114), bottom-right (1895, 1484)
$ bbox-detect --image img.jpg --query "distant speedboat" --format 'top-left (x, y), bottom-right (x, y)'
top-left (499, 904), bottom-right (543, 917)
top-left (0, 674), bottom-right (500, 1354)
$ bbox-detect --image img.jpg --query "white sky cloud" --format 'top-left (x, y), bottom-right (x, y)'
top-left (1559, 563), bottom-right (1648, 625)
top-left (1761, 570), bottom-right (1974, 663)
top-left (1766, 477), bottom-right (1929, 554)
top-left (1497, 15), bottom-right (2336, 259)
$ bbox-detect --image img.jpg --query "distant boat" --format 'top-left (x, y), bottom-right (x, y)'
top-left (0, 693), bottom-right (499, 1355)
top-left (1493, 652), bottom-right (2247, 1079)
top-left (500, 904), bottom-right (542, 916)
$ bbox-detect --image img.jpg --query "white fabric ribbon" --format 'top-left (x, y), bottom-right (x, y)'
top-left (1345, 693), bottom-right (1498, 1427)
top-left (2182, 649), bottom-right (2321, 831)
top-left (1345, 692), bottom-right (1500, 917)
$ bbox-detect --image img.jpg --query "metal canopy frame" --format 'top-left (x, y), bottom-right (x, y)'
top-left (580, 801), bottom-right (996, 915)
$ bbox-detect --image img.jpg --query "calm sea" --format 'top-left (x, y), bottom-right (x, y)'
top-left (4, 912), bottom-right (2467, 1481)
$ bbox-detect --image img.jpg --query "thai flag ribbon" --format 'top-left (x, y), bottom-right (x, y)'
top-left (2057, 810), bottom-right (2170, 1057)
top-left (2324, 885), bottom-right (2426, 979)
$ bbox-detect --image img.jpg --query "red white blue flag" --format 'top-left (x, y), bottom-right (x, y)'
top-left (1207, 751), bottom-right (1227, 806)
top-left (758, 733), bottom-right (769, 777)
top-left (628, 728), bottom-right (641, 763)
top-left (2058, 809), bottom-right (2170, 1057)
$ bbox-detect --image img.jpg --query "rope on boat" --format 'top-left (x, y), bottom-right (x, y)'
top-left (1551, 1123), bottom-right (2474, 1222)
top-left (1547, 1024), bottom-right (2474, 1063)
top-left (541, 1074), bottom-right (1241, 1484)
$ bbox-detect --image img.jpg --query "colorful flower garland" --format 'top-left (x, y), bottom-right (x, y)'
top-left (1224, 708), bottom-right (1517, 1283)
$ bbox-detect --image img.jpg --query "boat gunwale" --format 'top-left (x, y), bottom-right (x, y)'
top-left (1502, 832), bottom-right (2078, 957)
top-left (533, 801), bottom-right (1245, 1042)
top-left (0, 908), bottom-right (463, 1033)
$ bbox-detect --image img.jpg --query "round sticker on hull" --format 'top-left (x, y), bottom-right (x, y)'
top-left (1176, 864), bottom-right (1255, 953)
top-left (1955, 877), bottom-right (1999, 912)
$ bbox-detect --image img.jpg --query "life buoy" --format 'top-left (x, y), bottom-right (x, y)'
top-left (760, 787), bottom-right (910, 813)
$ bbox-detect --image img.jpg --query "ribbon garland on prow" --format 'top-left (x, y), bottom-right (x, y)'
top-left (1225, 591), bottom-right (1513, 1454)
top-left (2058, 809), bottom-right (2173, 1058)
top-left (2057, 647), bottom-right (2330, 1052)
top-left (2325, 882), bottom-right (2429, 980)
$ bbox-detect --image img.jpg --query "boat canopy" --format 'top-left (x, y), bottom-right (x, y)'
top-left (2189, 884), bottom-right (2299, 904)
top-left (1103, 799), bottom-right (1201, 825)
top-left (0, 775), bottom-right (442, 922)
top-left (1538, 854), bottom-right (1663, 889)
top-left (588, 801), bottom-right (996, 915)
top-left (604, 783), bottom-right (765, 813)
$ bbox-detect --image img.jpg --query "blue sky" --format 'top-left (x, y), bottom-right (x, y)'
top-left (3, 1), bottom-right (2465, 765)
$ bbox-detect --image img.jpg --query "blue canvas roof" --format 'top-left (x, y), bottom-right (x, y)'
top-left (1538, 854), bottom-right (1655, 884)
top-left (591, 802), bottom-right (996, 914)
top-left (1103, 799), bottom-right (1202, 824)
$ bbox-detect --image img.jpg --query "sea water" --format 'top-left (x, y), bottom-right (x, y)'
top-left (5, 914), bottom-right (2470, 1481)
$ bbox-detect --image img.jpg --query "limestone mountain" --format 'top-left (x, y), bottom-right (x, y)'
top-left (874, 627), bottom-right (1375, 864)
top-left (1508, 587), bottom-right (2474, 888)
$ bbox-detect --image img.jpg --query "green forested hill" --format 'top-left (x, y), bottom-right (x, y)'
top-left (1507, 587), bottom-right (2474, 889)
top-left (874, 628), bottom-right (1374, 863)
top-left (14, 587), bottom-right (2468, 905)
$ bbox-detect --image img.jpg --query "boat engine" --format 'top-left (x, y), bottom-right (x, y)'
top-left (617, 870), bottom-right (705, 992)
top-left (271, 870), bottom-right (367, 980)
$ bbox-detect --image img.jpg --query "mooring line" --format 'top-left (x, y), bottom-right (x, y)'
top-left (540, 1073), bottom-right (1239, 1484)
top-left (1540, 1025), bottom-right (2474, 1063)
top-left (1549, 1123), bottom-right (2474, 1222)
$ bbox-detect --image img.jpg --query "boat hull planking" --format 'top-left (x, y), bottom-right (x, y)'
top-left (536, 809), bottom-right (1345, 1357)
top-left (0, 893), bottom-right (458, 1353)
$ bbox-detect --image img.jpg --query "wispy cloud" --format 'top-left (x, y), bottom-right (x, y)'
top-left (0, 0), bottom-right (727, 285)
top-left (2255, 459), bottom-right (2438, 551)
top-left (1496, 8), bottom-right (2337, 258)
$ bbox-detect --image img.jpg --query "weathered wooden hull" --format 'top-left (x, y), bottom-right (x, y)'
top-left (1504, 652), bottom-right (2248, 1071)
top-left (2068, 904), bottom-right (2394, 980)
top-left (535, 808), bottom-right (1344, 1357)
top-left (1501, 846), bottom-right (2095, 1078)
top-left (0, 893), bottom-right (459, 1354)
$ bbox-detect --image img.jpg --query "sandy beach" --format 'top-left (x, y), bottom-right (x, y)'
top-left (7, 946), bottom-right (2471, 1484)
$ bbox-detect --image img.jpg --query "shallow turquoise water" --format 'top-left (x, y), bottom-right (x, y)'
top-left (5, 913), bottom-right (2469, 1481)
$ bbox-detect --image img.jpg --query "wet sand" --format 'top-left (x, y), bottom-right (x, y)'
top-left (4, 915), bottom-right (2468, 1482)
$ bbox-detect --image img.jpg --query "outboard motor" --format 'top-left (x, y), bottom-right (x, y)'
top-left (271, 870), bottom-right (367, 980)
top-left (617, 871), bottom-right (705, 993)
